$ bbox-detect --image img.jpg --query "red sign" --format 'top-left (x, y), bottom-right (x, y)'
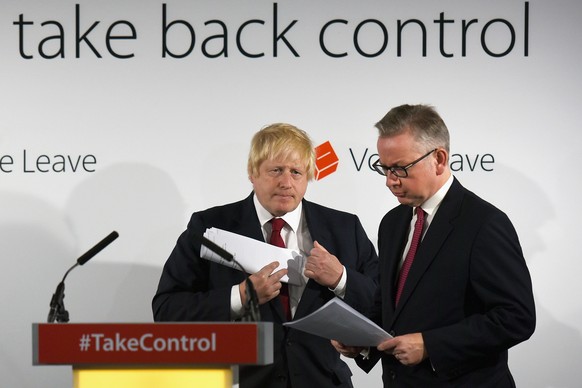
top-left (33, 322), bottom-right (272, 366)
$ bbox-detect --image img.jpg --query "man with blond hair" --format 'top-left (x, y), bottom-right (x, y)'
top-left (154, 123), bottom-right (379, 388)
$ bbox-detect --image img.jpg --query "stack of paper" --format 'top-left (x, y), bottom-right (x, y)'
top-left (284, 297), bottom-right (392, 346)
top-left (199, 227), bottom-right (304, 285)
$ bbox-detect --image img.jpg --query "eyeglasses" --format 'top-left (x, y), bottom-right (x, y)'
top-left (372, 149), bottom-right (437, 178)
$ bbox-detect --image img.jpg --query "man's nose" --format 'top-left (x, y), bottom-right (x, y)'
top-left (278, 171), bottom-right (293, 186)
top-left (386, 172), bottom-right (400, 186)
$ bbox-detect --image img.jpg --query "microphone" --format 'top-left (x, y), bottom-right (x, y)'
top-left (76, 231), bottom-right (119, 265)
top-left (194, 234), bottom-right (261, 322)
top-left (47, 231), bottom-right (119, 323)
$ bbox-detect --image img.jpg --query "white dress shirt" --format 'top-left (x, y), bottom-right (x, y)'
top-left (399, 174), bottom-right (454, 269)
top-left (230, 195), bottom-right (347, 319)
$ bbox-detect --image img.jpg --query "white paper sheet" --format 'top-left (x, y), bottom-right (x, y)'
top-left (200, 227), bottom-right (304, 285)
top-left (283, 297), bottom-right (392, 346)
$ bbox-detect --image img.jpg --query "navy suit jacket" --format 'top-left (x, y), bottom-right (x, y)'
top-left (358, 178), bottom-right (535, 387)
top-left (153, 193), bottom-right (379, 388)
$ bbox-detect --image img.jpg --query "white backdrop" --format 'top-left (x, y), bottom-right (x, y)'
top-left (1, 1), bottom-right (581, 387)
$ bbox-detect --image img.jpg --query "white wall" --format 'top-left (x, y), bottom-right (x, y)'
top-left (1, 1), bottom-right (581, 386)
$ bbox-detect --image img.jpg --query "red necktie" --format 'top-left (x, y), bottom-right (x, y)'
top-left (269, 218), bottom-right (292, 320)
top-left (395, 207), bottom-right (425, 306)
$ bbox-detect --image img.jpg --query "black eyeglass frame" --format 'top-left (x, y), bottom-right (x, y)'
top-left (372, 149), bottom-right (437, 178)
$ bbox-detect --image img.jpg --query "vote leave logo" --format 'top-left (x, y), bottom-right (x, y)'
top-left (314, 141), bottom-right (339, 180)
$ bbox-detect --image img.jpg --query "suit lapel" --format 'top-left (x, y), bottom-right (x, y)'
top-left (382, 207), bottom-right (413, 321)
top-left (233, 194), bottom-right (264, 240)
top-left (235, 194), bottom-right (288, 322)
top-left (392, 179), bottom-right (464, 319)
top-left (291, 200), bottom-right (333, 320)
top-left (291, 201), bottom-right (318, 319)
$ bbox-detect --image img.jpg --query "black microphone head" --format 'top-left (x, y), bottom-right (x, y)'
top-left (77, 231), bottom-right (119, 265)
top-left (194, 233), bottom-right (234, 262)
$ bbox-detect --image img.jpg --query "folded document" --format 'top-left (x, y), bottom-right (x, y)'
top-left (283, 297), bottom-right (392, 346)
top-left (199, 227), bottom-right (304, 285)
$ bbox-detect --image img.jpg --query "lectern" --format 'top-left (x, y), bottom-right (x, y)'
top-left (33, 322), bottom-right (273, 388)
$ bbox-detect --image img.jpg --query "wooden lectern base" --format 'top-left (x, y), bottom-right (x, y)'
top-left (73, 367), bottom-right (233, 388)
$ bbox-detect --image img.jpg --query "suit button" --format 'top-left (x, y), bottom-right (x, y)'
top-left (286, 340), bottom-right (292, 346)
top-left (389, 370), bottom-right (396, 380)
top-left (389, 330), bottom-right (396, 337)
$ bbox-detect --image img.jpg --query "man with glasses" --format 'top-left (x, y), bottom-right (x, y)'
top-left (333, 104), bottom-right (535, 387)
top-left (153, 123), bottom-right (378, 388)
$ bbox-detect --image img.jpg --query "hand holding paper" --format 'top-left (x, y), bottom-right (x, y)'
top-left (242, 261), bottom-right (288, 305)
top-left (199, 227), bottom-right (305, 285)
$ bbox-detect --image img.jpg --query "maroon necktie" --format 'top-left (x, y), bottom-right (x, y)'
top-left (269, 218), bottom-right (292, 320)
top-left (395, 207), bottom-right (425, 306)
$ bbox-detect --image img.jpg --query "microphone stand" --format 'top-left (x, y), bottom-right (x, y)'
top-left (47, 231), bottom-right (119, 323)
top-left (47, 264), bottom-right (77, 323)
top-left (241, 272), bottom-right (261, 322)
top-left (195, 235), bottom-right (261, 322)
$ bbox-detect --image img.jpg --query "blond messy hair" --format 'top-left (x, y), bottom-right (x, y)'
top-left (247, 123), bottom-right (315, 180)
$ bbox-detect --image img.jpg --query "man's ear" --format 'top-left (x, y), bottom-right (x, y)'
top-left (435, 148), bottom-right (449, 175)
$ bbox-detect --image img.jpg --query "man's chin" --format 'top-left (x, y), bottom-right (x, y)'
top-left (271, 203), bottom-right (299, 216)
top-left (396, 197), bottom-right (414, 207)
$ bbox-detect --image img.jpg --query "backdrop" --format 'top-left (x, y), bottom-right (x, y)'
top-left (1, 1), bottom-right (581, 387)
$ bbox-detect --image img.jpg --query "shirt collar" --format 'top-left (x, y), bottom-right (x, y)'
top-left (253, 193), bottom-right (303, 233)
top-left (419, 174), bottom-right (454, 217)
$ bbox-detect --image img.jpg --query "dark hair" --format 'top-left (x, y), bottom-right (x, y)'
top-left (375, 104), bottom-right (450, 153)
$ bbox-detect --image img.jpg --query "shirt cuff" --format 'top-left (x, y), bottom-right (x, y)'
top-left (230, 285), bottom-right (244, 320)
top-left (329, 266), bottom-right (347, 298)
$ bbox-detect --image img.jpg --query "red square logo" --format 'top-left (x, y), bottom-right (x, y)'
top-left (315, 141), bottom-right (339, 180)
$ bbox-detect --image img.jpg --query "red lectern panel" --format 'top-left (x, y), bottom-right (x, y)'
top-left (33, 322), bottom-right (273, 366)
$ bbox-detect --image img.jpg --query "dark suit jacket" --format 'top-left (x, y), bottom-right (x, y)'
top-left (153, 193), bottom-right (379, 388)
top-left (358, 178), bottom-right (535, 387)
